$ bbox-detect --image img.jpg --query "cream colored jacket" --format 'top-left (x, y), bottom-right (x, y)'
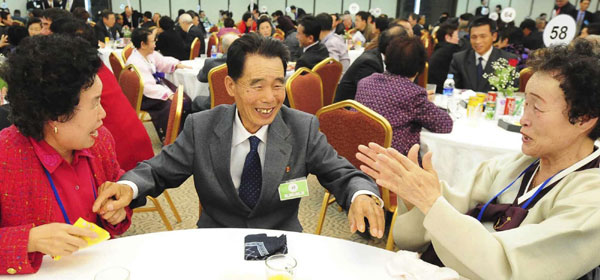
top-left (393, 153), bottom-right (600, 280)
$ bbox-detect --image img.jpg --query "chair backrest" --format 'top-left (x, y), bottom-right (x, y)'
top-left (416, 62), bottom-right (429, 88)
top-left (206, 32), bottom-right (219, 57)
top-left (313, 58), bottom-right (343, 107)
top-left (286, 67), bottom-right (324, 115)
top-left (208, 64), bottom-right (235, 108)
top-left (109, 52), bottom-right (125, 79)
top-left (519, 67), bottom-right (533, 93)
top-left (272, 32), bottom-right (284, 41)
top-left (275, 28), bottom-right (285, 36)
top-left (316, 100), bottom-right (395, 211)
top-left (209, 25), bottom-right (219, 33)
top-left (122, 43), bottom-right (134, 63)
top-left (118, 64), bottom-right (144, 114)
top-left (164, 85), bottom-right (184, 146)
top-left (189, 37), bottom-right (201, 60)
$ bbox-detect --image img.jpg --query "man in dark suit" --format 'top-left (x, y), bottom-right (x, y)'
top-left (155, 16), bottom-right (188, 61)
top-left (94, 33), bottom-right (385, 237)
top-left (140, 11), bottom-right (155, 28)
top-left (178, 13), bottom-right (206, 57)
top-left (449, 17), bottom-right (518, 93)
top-left (93, 9), bottom-right (117, 44)
top-left (475, 0), bottom-right (489, 17)
top-left (571, 0), bottom-right (594, 35)
top-left (520, 19), bottom-right (544, 50)
top-left (121, 6), bottom-right (142, 29)
top-left (295, 15), bottom-right (329, 71)
top-left (334, 25), bottom-right (408, 102)
top-left (429, 23), bottom-right (461, 93)
top-left (553, 0), bottom-right (576, 18)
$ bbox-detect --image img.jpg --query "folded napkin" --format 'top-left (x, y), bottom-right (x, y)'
top-left (244, 234), bottom-right (288, 261)
top-left (386, 250), bottom-right (460, 280)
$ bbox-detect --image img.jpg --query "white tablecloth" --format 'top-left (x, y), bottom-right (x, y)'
top-left (98, 48), bottom-right (123, 73)
top-left (9, 228), bottom-right (397, 280)
top-left (348, 49), bottom-right (364, 65)
top-left (421, 118), bottom-right (523, 188)
top-left (165, 58), bottom-right (209, 100)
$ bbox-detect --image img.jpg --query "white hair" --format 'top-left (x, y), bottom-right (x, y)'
top-left (221, 33), bottom-right (238, 53)
top-left (179, 13), bottom-right (193, 24)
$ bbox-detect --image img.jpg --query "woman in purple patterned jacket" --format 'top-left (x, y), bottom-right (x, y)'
top-left (355, 36), bottom-right (453, 155)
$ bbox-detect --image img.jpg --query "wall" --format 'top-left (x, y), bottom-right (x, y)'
top-left (455, 0), bottom-right (599, 26)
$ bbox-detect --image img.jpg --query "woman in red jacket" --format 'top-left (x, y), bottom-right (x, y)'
top-left (0, 34), bottom-right (132, 275)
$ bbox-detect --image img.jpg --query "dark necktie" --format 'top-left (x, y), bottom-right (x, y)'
top-left (238, 136), bottom-right (262, 209)
top-left (477, 57), bottom-right (484, 88)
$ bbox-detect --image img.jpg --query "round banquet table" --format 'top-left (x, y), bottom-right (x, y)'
top-left (348, 48), bottom-right (364, 65)
top-left (420, 117), bottom-right (522, 189)
top-left (6, 228), bottom-right (397, 280)
top-left (165, 58), bottom-right (209, 100)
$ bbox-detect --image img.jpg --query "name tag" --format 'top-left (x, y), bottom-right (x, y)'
top-left (278, 178), bottom-right (309, 201)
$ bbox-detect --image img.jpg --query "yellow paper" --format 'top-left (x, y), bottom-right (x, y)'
top-left (52, 218), bottom-right (110, 261)
top-left (268, 275), bottom-right (292, 280)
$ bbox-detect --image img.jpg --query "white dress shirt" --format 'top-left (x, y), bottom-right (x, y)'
top-left (122, 109), bottom-right (382, 206)
top-left (475, 46), bottom-right (493, 69)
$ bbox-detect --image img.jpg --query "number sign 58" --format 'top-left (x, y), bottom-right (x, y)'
top-left (543, 15), bottom-right (576, 47)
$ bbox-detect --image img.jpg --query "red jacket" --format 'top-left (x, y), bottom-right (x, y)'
top-left (237, 21), bottom-right (257, 34)
top-left (0, 126), bottom-right (132, 275)
top-left (97, 63), bottom-right (154, 171)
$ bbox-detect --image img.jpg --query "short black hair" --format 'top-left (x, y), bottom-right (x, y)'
top-left (257, 17), bottom-right (272, 34)
top-left (587, 23), bottom-right (600, 35)
top-left (519, 18), bottom-right (536, 31)
top-left (187, 10), bottom-right (198, 18)
top-left (378, 25), bottom-right (409, 54)
top-left (436, 22), bottom-right (458, 43)
top-left (459, 13), bottom-right (474, 22)
top-left (298, 15), bottom-right (320, 42)
top-left (224, 17), bottom-right (235, 28)
top-left (247, 4), bottom-right (259, 12)
top-left (1, 34), bottom-right (101, 140)
top-left (290, 5), bottom-right (296, 10)
top-left (385, 36), bottom-right (426, 77)
top-left (26, 17), bottom-right (41, 29)
top-left (499, 26), bottom-right (523, 44)
top-left (42, 7), bottom-right (71, 22)
top-left (0, 11), bottom-right (9, 20)
top-left (272, 10), bottom-right (283, 17)
top-left (469, 16), bottom-right (496, 34)
top-left (14, 9), bottom-right (20, 16)
top-left (51, 18), bottom-right (97, 49)
top-left (527, 39), bottom-right (600, 139)
top-left (226, 33), bottom-right (289, 81)
top-left (242, 12), bottom-right (253, 22)
top-left (159, 16), bottom-right (174, 30)
top-left (375, 15), bottom-right (389, 32)
top-left (356, 11), bottom-right (370, 22)
top-left (7, 26), bottom-right (28, 45)
top-left (408, 12), bottom-right (419, 21)
top-left (30, 8), bottom-right (43, 18)
top-left (315, 13), bottom-right (332, 31)
top-left (131, 27), bottom-right (152, 48)
top-left (143, 11), bottom-right (152, 19)
top-left (178, 9), bottom-right (185, 16)
top-left (100, 9), bottom-right (114, 20)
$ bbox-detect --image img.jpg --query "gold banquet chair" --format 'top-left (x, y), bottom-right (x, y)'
top-left (121, 43), bottom-right (134, 63)
top-left (416, 62), bottom-right (429, 88)
top-left (208, 64), bottom-right (235, 108)
top-left (133, 85), bottom-right (185, 231)
top-left (118, 64), bottom-right (151, 122)
top-left (189, 37), bottom-right (202, 60)
top-left (519, 67), bottom-right (533, 93)
top-left (286, 67), bottom-right (324, 115)
top-left (314, 100), bottom-right (394, 239)
top-left (313, 58), bottom-right (343, 107)
top-left (109, 52), bottom-right (125, 80)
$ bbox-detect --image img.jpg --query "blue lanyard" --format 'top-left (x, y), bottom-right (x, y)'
top-left (477, 159), bottom-right (560, 221)
top-left (42, 161), bottom-right (97, 225)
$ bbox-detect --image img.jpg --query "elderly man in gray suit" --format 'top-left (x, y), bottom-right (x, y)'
top-left (93, 33), bottom-right (385, 238)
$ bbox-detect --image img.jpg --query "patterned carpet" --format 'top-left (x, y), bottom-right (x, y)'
top-left (120, 123), bottom-right (389, 249)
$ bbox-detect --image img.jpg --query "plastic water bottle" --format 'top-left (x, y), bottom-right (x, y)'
top-left (211, 45), bottom-right (217, 58)
top-left (443, 74), bottom-right (455, 96)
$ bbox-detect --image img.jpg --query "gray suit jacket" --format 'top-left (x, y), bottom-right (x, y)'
top-left (196, 55), bottom-right (227, 83)
top-left (123, 105), bottom-right (379, 231)
top-left (448, 47), bottom-right (518, 92)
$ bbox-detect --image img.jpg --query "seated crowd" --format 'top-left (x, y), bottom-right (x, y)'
top-left (0, 1), bottom-right (600, 279)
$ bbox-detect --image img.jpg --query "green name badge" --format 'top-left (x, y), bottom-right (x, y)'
top-left (278, 178), bottom-right (309, 201)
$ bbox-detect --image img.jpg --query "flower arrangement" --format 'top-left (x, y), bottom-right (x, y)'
top-left (483, 58), bottom-right (520, 97)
